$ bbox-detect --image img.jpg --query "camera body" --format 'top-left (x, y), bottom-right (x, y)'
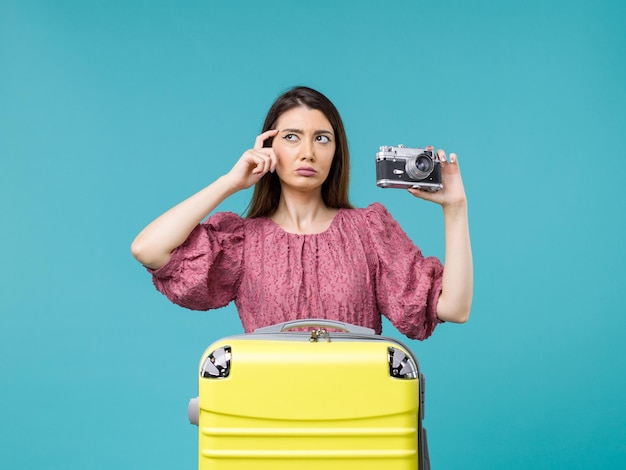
top-left (376, 145), bottom-right (443, 191)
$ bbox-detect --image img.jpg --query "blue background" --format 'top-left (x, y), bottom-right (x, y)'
top-left (2, 1), bottom-right (625, 468)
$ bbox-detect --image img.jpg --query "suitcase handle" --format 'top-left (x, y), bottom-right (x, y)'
top-left (254, 319), bottom-right (375, 335)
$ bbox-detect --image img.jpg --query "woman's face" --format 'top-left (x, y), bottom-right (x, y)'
top-left (272, 106), bottom-right (336, 194)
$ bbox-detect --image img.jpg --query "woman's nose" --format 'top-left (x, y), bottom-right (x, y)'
top-left (300, 140), bottom-right (314, 160)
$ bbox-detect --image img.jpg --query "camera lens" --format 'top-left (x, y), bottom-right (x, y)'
top-left (406, 153), bottom-right (434, 180)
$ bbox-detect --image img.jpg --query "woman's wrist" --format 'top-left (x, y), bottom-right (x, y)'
top-left (215, 174), bottom-right (245, 196)
top-left (442, 197), bottom-right (468, 218)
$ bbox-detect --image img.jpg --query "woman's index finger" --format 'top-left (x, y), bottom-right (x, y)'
top-left (254, 129), bottom-right (279, 149)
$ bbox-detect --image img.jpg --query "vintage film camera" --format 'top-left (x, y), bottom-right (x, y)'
top-left (376, 144), bottom-right (443, 191)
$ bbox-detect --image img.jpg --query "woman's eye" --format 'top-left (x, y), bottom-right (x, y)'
top-left (283, 134), bottom-right (298, 141)
top-left (316, 135), bottom-right (331, 143)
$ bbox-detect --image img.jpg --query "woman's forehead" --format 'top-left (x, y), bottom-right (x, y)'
top-left (275, 106), bottom-right (332, 132)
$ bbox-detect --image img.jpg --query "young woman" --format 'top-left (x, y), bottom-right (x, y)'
top-left (131, 86), bottom-right (473, 340)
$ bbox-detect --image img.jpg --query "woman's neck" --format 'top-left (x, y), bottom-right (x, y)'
top-left (271, 190), bottom-right (338, 234)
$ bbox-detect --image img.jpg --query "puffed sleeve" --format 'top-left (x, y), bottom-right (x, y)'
top-left (366, 203), bottom-right (443, 340)
top-left (148, 212), bottom-right (244, 311)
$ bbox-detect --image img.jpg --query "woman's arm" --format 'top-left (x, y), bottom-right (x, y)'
top-left (131, 130), bottom-right (278, 270)
top-left (409, 150), bottom-right (473, 323)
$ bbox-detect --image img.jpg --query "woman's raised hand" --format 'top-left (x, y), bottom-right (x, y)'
top-left (225, 129), bottom-right (279, 191)
top-left (408, 148), bottom-right (467, 210)
top-left (131, 129), bottom-right (279, 269)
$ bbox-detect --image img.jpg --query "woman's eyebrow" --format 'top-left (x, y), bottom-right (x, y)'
top-left (280, 128), bottom-right (334, 135)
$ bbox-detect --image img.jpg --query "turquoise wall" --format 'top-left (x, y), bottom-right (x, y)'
top-left (2, 1), bottom-right (625, 468)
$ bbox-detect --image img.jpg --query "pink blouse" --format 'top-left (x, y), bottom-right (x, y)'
top-left (150, 203), bottom-right (443, 340)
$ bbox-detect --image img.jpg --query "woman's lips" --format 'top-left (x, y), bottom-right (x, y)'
top-left (295, 167), bottom-right (317, 176)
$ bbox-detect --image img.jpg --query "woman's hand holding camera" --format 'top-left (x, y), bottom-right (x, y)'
top-left (224, 129), bottom-right (279, 192)
top-left (408, 148), bottom-right (467, 211)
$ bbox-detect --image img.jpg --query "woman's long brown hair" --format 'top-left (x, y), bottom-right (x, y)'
top-left (246, 86), bottom-right (353, 218)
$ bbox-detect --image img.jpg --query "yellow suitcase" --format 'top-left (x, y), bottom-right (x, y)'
top-left (188, 320), bottom-right (430, 469)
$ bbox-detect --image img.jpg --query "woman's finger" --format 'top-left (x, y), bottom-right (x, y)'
top-left (437, 149), bottom-right (447, 163)
top-left (248, 150), bottom-right (272, 175)
top-left (253, 148), bottom-right (278, 174)
top-left (268, 148), bottom-right (277, 173)
top-left (254, 129), bottom-right (279, 150)
top-left (408, 187), bottom-right (438, 202)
